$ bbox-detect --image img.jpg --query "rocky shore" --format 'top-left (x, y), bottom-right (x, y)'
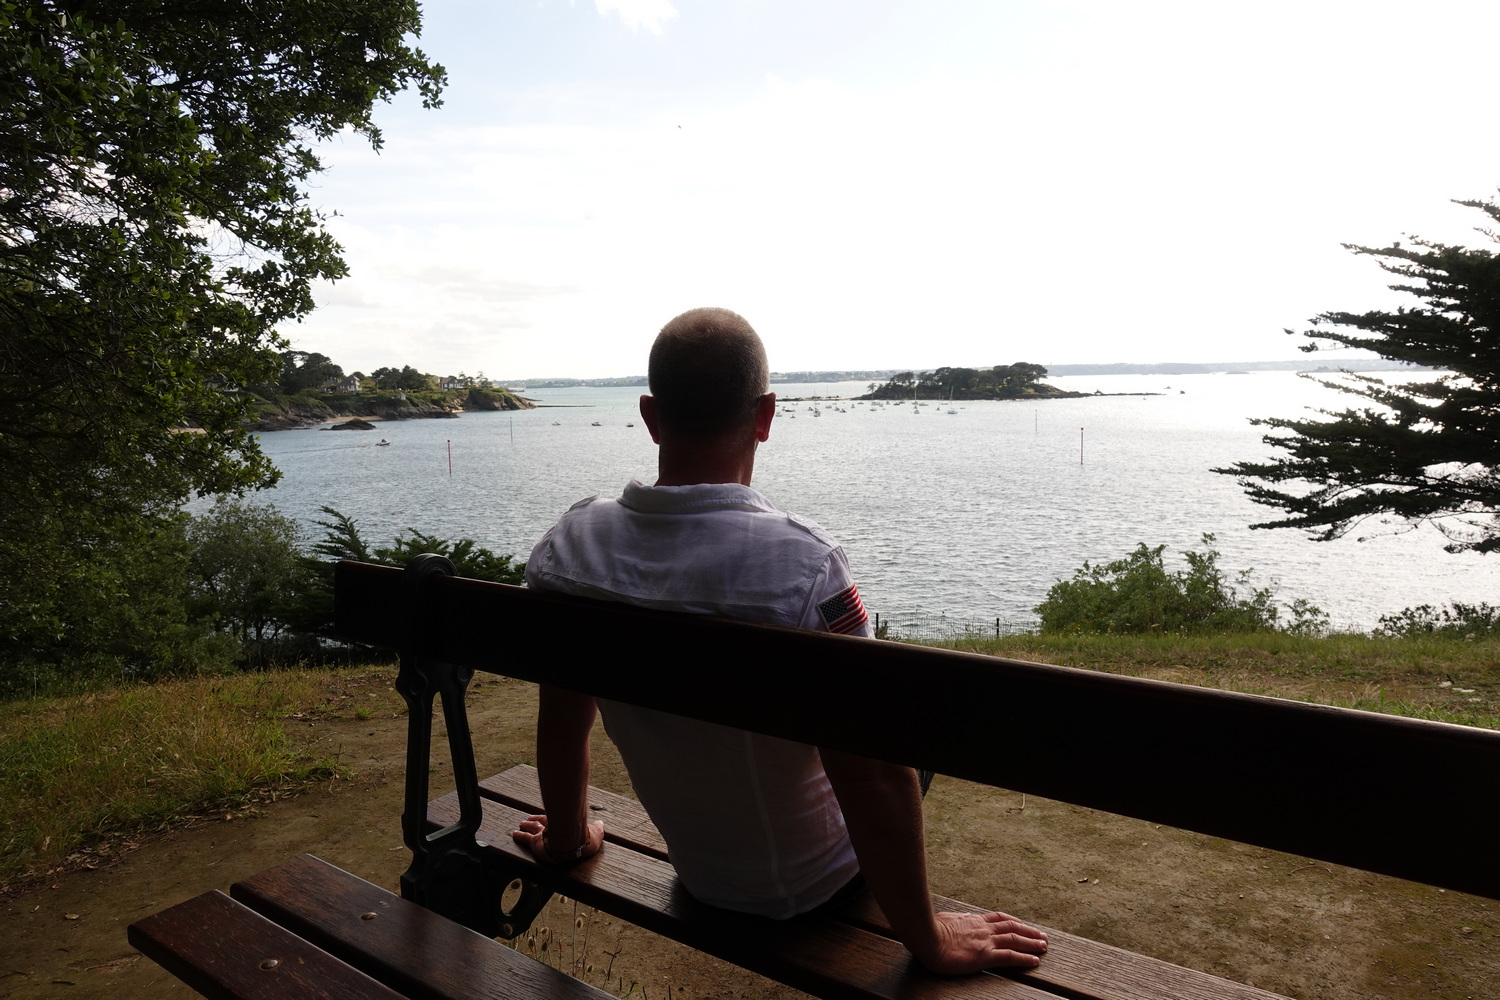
top-left (250, 387), bottom-right (534, 431)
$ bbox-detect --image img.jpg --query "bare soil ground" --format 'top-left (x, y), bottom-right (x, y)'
top-left (2, 672), bottom-right (1493, 1000)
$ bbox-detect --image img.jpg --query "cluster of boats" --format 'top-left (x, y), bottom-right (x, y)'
top-left (546, 400), bottom-right (967, 429)
top-left (774, 399), bottom-right (963, 418)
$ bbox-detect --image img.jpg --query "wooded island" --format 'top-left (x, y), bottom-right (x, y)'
top-left (860, 363), bottom-right (1084, 400)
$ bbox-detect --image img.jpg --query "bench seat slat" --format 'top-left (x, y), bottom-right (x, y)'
top-left (229, 854), bottom-right (611, 1000)
top-left (464, 765), bottom-right (1290, 1000)
top-left (430, 791), bottom-right (1065, 1000)
top-left (127, 888), bottom-right (410, 1000)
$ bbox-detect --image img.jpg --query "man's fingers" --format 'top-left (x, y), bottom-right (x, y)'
top-left (978, 910), bottom-right (1047, 946)
top-left (986, 949), bottom-right (1043, 969)
top-left (984, 917), bottom-right (1044, 941)
top-left (993, 932), bottom-right (1047, 952)
top-left (513, 814), bottom-right (547, 832)
top-left (511, 814), bottom-right (548, 860)
top-left (510, 815), bottom-right (605, 865)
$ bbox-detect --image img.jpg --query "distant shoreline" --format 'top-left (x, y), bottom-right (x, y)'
top-left (506, 358), bottom-right (1425, 387)
top-left (779, 392), bottom-right (1162, 402)
top-left (250, 387), bottom-right (532, 432)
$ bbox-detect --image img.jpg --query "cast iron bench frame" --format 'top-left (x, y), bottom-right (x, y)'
top-left (131, 556), bottom-right (1500, 1000)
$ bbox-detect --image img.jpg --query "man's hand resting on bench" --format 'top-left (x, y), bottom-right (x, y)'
top-left (519, 686), bottom-right (604, 865)
top-left (917, 910), bottom-right (1048, 975)
top-left (818, 747), bottom-right (1048, 975)
top-left (512, 814), bottom-right (605, 864)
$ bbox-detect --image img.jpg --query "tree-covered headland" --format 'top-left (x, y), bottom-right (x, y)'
top-left (861, 363), bottom-right (1081, 400)
top-left (251, 351), bottom-right (531, 430)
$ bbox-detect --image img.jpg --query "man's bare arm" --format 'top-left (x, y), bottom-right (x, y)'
top-left (817, 748), bottom-right (1047, 975)
top-left (512, 684), bottom-right (605, 863)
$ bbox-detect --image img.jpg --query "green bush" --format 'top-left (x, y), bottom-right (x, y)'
top-left (278, 507), bottom-right (525, 652)
top-left (187, 501), bottom-right (308, 666)
top-left (0, 513), bottom-right (238, 699)
top-left (1376, 602), bottom-right (1500, 639)
top-left (1035, 535), bottom-right (1327, 635)
top-left (1, 496), bottom-right (527, 693)
top-left (374, 530), bottom-right (525, 584)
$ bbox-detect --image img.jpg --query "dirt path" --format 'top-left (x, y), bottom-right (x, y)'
top-left (2, 672), bottom-right (1493, 1000)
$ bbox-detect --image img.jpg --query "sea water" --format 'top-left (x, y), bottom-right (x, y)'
top-left (244, 371), bottom-right (1500, 635)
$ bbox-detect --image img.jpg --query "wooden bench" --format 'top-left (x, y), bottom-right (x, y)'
top-left (130, 555), bottom-right (1500, 1000)
top-left (129, 854), bottom-right (614, 1000)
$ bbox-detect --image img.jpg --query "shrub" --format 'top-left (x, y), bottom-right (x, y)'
top-left (373, 530), bottom-right (525, 584)
top-left (1375, 602), bottom-right (1500, 639)
top-left (0, 513), bottom-right (240, 699)
top-left (278, 508), bottom-right (525, 655)
top-left (186, 501), bottom-right (308, 666)
top-left (1035, 535), bottom-right (1326, 635)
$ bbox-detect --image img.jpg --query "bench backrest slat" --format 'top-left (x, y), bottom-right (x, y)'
top-left (335, 560), bottom-right (1500, 900)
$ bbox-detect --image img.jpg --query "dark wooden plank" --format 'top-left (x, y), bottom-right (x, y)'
top-left (472, 765), bottom-right (1291, 1000)
top-left (334, 560), bottom-right (1500, 899)
top-left (429, 792), bottom-right (1064, 1000)
top-left (230, 854), bottom-right (611, 1000)
top-left (128, 889), bottom-right (409, 1000)
top-left (833, 894), bottom-right (1287, 1000)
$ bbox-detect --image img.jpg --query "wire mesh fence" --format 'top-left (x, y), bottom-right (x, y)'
top-left (871, 611), bottom-right (1032, 643)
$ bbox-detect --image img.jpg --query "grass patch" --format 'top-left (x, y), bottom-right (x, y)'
top-left (935, 632), bottom-right (1500, 730)
top-left (0, 667), bottom-right (397, 886)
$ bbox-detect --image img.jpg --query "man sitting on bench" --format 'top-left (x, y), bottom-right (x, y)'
top-left (513, 307), bottom-right (1048, 975)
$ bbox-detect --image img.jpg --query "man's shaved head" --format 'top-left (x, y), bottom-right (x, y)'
top-left (648, 307), bottom-right (769, 438)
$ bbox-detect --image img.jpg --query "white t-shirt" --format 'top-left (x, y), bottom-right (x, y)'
top-left (526, 480), bottom-right (873, 917)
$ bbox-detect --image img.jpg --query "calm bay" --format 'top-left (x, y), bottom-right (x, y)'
top-left (245, 371), bottom-right (1500, 635)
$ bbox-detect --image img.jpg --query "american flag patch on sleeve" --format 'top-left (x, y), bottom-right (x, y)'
top-left (817, 584), bottom-right (868, 634)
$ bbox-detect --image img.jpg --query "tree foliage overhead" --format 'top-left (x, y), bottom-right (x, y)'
top-left (0, 1), bottom-right (443, 681)
top-left (1, 2), bottom-right (443, 530)
top-left (1218, 195), bottom-right (1500, 554)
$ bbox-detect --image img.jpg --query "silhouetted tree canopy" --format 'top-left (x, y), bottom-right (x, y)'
top-left (1218, 195), bottom-right (1500, 554)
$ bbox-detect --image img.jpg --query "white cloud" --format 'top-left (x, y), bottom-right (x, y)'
top-left (594, 0), bottom-right (678, 34)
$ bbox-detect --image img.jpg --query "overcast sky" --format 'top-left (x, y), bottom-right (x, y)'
top-left (289, 0), bottom-right (1500, 380)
